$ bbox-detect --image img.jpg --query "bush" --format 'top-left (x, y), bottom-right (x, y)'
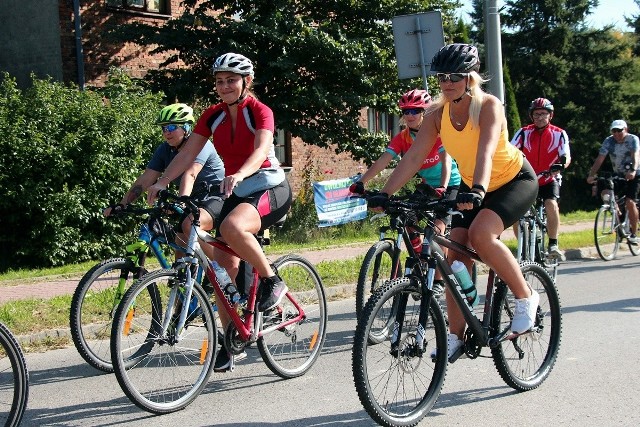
top-left (0, 70), bottom-right (164, 271)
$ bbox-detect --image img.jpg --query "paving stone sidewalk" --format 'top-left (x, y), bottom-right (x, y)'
top-left (0, 221), bottom-right (597, 304)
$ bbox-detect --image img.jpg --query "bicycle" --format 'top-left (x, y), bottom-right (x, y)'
top-left (69, 200), bottom-right (202, 373)
top-left (515, 164), bottom-right (564, 281)
top-left (356, 187), bottom-right (476, 321)
top-left (0, 322), bottom-right (29, 427)
top-left (110, 190), bottom-right (327, 414)
top-left (352, 194), bottom-right (561, 427)
top-left (593, 174), bottom-right (640, 261)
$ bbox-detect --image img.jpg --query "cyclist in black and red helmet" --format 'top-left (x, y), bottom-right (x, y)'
top-left (511, 97), bottom-right (571, 258)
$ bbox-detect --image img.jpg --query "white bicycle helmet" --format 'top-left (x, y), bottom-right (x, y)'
top-left (212, 53), bottom-right (254, 77)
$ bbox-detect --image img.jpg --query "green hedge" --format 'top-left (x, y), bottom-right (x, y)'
top-left (0, 69), bottom-right (164, 271)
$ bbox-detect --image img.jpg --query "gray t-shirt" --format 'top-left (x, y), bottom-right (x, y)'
top-left (599, 133), bottom-right (640, 174)
top-left (147, 139), bottom-right (225, 195)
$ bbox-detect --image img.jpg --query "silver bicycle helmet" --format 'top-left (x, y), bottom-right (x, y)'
top-left (212, 53), bottom-right (254, 77)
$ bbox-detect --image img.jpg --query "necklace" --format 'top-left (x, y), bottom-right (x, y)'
top-left (449, 107), bottom-right (464, 127)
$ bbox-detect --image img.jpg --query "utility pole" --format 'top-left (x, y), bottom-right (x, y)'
top-left (483, 0), bottom-right (504, 104)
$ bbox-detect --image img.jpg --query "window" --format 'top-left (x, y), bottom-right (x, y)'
top-left (367, 108), bottom-right (401, 137)
top-left (106, 0), bottom-right (168, 15)
top-left (274, 129), bottom-right (292, 168)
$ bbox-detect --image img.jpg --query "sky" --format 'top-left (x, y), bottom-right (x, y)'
top-left (459, 0), bottom-right (639, 31)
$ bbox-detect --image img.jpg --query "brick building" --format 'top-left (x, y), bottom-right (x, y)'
top-left (0, 1), bottom-right (404, 195)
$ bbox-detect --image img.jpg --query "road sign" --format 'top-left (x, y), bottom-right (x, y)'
top-left (392, 12), bottom-right (445, 85)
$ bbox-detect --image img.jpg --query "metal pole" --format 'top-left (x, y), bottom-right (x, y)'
top-left (73, 0), bottom-right (85, 90)
top-left (415, 17), bottom-right (429, 92)
top-left (484, 0), bottom-right (504, 103)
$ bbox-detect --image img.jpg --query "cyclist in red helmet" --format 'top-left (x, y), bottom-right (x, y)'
top-left (510, 97), bottom-right (571, 258)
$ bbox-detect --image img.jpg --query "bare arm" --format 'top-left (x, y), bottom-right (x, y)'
top-left (359, 152), bottom-right (395, 185)
top-left (146, 133), bottom-right (209, 204)
top-left (439, 150), bottom-right (452, 188)
top-left (104, 169), bottom-right (160, 216)
top-left (179, 162), bottom-right (204, 197)
top-left (381, 110), bottom-right (440, 195)
top-left (587, 154), bottom-right (607, 184)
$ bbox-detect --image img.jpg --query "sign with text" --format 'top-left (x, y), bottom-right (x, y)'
top-left (313, 176), bottom-right (367, 227)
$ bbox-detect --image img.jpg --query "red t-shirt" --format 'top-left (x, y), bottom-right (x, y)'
top-left (510, 123), bottom-right (570, 185)
top-left (193, 96), bottom-right (277, 175)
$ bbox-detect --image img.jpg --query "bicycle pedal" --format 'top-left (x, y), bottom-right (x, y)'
top-left (448, 346), bottom-right (466, 364)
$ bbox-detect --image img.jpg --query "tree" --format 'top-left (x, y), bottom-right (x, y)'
top-left (109, 0), bottom-right (462, 163)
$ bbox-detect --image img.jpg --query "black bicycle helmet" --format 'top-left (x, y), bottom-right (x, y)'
top-left (430, 43), bottom-right (480, 73)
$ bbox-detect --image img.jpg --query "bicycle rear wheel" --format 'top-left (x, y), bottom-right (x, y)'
top-left (491, 262), bottom-right (561, 391)
top-left (622, 212), bottom-right (640, 256)
top-left (0, 322), bottom-right (29, 427)
top-left (594, 205), bottom-right (620, 261)
top-left (356, 241), bottom-right (397, 320)
top-left (258, 255), bottom-right (327, 379)
top-left (353, 278), bottom-right (448, 427)
top-left (70, 258), bottom-right (147, 372)
top-left (111, 269), bottom-right (216, 414)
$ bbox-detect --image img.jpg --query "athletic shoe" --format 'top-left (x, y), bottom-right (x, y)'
top-left (258, 277), bottom-right (288, 312)
top-left (430, 333), bottom-right (465, 361)
top-left (213, 348), bottom-right (247, 373)
top-left (511, 289), bottom-right (540, 334)
top-left (628, 235), bottom-right (639, 245)
top-left (548, 244), bottom-right (564, 259)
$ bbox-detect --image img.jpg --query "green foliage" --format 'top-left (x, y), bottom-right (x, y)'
top-left (110, 0), bottom-right (461, 164)
top-left (503, 61), bottom-right (521, 137)
top-left (0, 70), bottom-right (164, 271)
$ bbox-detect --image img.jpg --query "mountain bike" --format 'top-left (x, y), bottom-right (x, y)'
top-left (69, 201), bottom-right (202, 373)
top-left (356, 187), bottom-right (476, 321)
top-left (0, 322), bottom-right (29, 427)
top-left (593, 174), bottom-right (640, 261)
top-left (515, 165), bottom-right (564, 281)
top-left (110, 191), bottom-right (327, 414)
top-left (352, 193), bottom-right (561, 427)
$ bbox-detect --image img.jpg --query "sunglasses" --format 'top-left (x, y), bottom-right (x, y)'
top-left (612, 128), bottom-right (624, 133)
top-left (532, 112), bottom-right (550, 118)
top-left (436, 73), bottom-right (467, 83)
top-left (161, 124), bottom-right (182, 132)
top-left (402, 108), bottom-right (423, 116)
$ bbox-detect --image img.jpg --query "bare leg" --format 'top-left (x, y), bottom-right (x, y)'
top-left (626, 197), bottom-right (638, 235)
top-left (545, 198), bottom-right (560, 240)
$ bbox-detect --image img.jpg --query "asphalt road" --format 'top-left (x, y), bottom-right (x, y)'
top-left (18, 253), bottom-right (640, 426)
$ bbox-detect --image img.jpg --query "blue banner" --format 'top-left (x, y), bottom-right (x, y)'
top-left (313, 176), bottom-right (367, 227)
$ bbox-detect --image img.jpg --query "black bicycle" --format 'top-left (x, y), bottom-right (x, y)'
top-left (0, 322), bottom-right (29, 427)
top-left (515, 164), bottom-right (564, 281)
top-left (593, 173), bottom-right (640, 261)
top-left (352, 194), bottom-right (561, 427)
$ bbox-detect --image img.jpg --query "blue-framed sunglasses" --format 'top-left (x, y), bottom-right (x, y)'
top-left (402, 108), bottom-right (424, 115)
top-left (161, 124), bottom-right (182, 132)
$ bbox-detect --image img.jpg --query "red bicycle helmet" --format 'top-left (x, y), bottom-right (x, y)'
top-left (528, 97), bottom-right (554, 118)
top-left (398, 89), bottom-right (431, 110)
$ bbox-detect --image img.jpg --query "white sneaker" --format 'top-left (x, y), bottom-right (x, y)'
top-left (628, 235), bottom-right (639, 245)
top-left (511, 289), bottom-right (540, 334)
top-left (548, 244), bottom-right (564, 259)
top-left (430, 333), bottom-right (464, 360)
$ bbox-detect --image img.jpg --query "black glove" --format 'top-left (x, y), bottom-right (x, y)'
top-left (108, 203), bottom-right (125, 216)
top-left (349, 181), bottom-right (365, 195)
top-left (456, 192), bottom-right (483, 207)
top-left (367, 192), bottom-right (389, 209)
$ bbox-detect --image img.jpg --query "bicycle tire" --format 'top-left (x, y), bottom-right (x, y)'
top-left (356, 241), bottom-right (397, 320)
top-left (535, 221), bottom-right (559, 282)
top-left (490, 261), bottom-right (562, 391)
top-left (70, 258), bottom-right (148, 372)
top-left (622, 211), bottom-right (640, 256)
top-left (594, 206), bottom-right (620, 261)
top-left (0, 322), bottom-right (29, 427)
top-left (518, 220), bottom-right (532, 263)
top-left (352, 277), bottom-right (448, 427)
top-left (258, 255), bottom-right (327, 379)
top-left (111, 269), bottom-right (216, 414)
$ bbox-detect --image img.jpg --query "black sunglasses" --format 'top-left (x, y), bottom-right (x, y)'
top-left (612, 128), bottom-right (624, 133)
top-left (402, 108), bottom-right (423, 116)
top-left (436, 73), bottom-right (467, 83)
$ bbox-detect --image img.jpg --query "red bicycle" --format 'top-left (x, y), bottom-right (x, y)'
top-left (110, 191), bottom-right (327, 414)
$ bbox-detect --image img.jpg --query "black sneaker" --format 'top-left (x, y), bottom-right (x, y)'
top-left (257, 276), bottom-right (288, 312)
top-left (214, 349), bottom-right (234, 373)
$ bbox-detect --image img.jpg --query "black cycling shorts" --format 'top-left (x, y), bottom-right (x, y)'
top-left (538, 179), bottom-right (560, 201)
top-left (452, 158), bottom-right (538, 230)
top-left (217, 179), bottom-right (292, 236)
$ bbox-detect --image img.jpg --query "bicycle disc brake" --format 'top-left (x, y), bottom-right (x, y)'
top-left (393, 333), bottom-right (423, 373)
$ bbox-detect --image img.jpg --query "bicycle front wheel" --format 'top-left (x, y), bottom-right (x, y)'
top-left (491, 262), bottom-right (562, 391)
top-left (0, 322), bottom-right (29, 427)
top-left (353, 278), bottom-right (448, 427)
top-left (356, 241), bottom-right (398, 320)
top-left (594, 206), bottom-right (620, 261)
top-left (70, 258), bottom-right (147, 372)
top-left (623, 212), bottom-right (640, 256)
top-left (258, 255), bottom-right (327, 379)
top-left (111, 269), bottom-right (216, 414)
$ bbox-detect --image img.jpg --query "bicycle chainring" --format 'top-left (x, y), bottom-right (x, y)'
top-left (463, 329), bottom-right (482, 359)
top-left (224, 323), bottom-right (246, 355)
